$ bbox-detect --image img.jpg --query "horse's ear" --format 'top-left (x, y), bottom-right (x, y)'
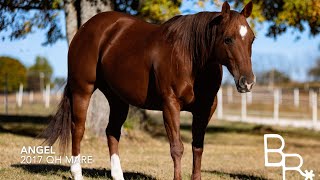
top-left (221, 1), bottom-right (230, 15)
top-left (209, 14), bottom-right (223, 28)
top-left (241, 1), bottom-right (253, 18)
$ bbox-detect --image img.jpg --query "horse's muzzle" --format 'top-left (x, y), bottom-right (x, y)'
top-left (236, 76), bottom-right (255, 93)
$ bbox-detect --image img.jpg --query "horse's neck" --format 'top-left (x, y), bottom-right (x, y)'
top-left (193, 62), bottom-right (223, 88)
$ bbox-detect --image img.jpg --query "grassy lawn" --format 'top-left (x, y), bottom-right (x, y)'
top-left (0, 103), bottom-right (58, 116)
top-left (0, 116), bottom-right (320, 180)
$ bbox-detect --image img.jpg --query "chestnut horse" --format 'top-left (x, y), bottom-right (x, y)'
top-left (43, 1), bottom-right (255, 180)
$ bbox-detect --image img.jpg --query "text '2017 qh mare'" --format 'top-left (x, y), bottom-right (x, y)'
top-left (43, 1), bottom-right (255, 180)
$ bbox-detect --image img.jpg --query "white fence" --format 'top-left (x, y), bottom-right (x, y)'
top-left (215, 86), bottom-right (320, 130)
top-left (2, 83), bottom-right (62, 115)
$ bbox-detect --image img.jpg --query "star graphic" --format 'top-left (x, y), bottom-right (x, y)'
top-left (303, 170), bottom-right (315, 180)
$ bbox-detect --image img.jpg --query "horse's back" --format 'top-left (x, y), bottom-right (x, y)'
top-left (70, 11), bottom-right (157, 54)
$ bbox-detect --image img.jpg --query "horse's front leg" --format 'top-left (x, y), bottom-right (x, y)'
top-left (191, 98), bottom-right (217, 180)
top-left (163, 96), bottom-right (183, 180)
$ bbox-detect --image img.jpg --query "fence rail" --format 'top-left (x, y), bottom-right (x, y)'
top-left (215, 86), bottom-right (320, 130)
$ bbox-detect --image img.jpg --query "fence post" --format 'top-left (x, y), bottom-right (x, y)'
top-left (45, 84), bottom-right (50, 108)
top-left (309, 89), bottom-right (314, 108)
top-left (241, 93), bottom-right (247, 121)
top-left (274, 89), bottom-right (279, 122)
top-left (294, 88), bottom-right (299, 107)
top-left (17, 83), bottom-right (23, 108)
top-left (217, 88), bottom-right (223, 119)
top-left (247, 92), bottom-right (252, 104)
top-left (312, 92), bottom-right (317, 128)
top-left (227, 86), bottom-right (233, 103)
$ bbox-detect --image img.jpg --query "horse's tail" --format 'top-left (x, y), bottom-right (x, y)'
top-left (41, 82), bottom-right (72, 153)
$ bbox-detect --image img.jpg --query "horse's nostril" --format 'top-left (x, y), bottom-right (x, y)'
top-left (239, 76), bottom-right (246, 88)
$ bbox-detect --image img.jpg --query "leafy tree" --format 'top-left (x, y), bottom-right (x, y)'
top-left (186, 0), bottom-right (320, 39)
top-left (308, 57), bottom-right (320, 81)
top-left (27, 56), bottom-right (53, 91)
top-left (0, 56), bottom-right (26, 92)
top-left (1, 0), bottom-right (318, 44)
top-left (139, 0), bottom-right (181, 23)
top-left (257, 69), bottom-right (291, 85)
top-left (240, 0), bottom-right (320, 39)
top-left (0, 0), bottom-right (63, 45)
top-left (0, 0), bottom-right (181, 44)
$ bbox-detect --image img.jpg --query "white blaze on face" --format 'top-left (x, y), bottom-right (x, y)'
top-left (111, 154), bottom-right (124, 180)
top-left (239, 25), bottom-right (248, 40)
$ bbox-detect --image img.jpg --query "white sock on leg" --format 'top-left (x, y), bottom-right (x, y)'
top-left (71, 154), bottom-right (83, 180)
top-left (111, 154), bottom-right (124, 180)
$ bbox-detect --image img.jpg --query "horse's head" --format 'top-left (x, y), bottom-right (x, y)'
top-left (211, 1), bottom-right (255, 93)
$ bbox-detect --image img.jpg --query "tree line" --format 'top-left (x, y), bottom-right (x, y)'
top-left (256, 58), bottom-right (320, 86)
top-left (0, 56), bottom-right (62, 93)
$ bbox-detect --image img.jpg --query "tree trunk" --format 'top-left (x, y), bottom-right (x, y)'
top-left (63, 0), bottom-right (78, 45)
top-left (64, 0), bottom-right (113, 44)
top-left (80, 0), bottom-right (113, 24)
top-left (64, 0), bottom-right (113, 136)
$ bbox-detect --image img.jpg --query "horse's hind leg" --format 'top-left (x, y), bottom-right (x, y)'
top-left (70, 83), bottom-right (94, 180)
top-left (101, 90), bottom-right (129, 180)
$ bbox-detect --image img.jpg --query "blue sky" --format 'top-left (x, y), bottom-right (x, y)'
top-left (0, 0), bottom-right (319, 81)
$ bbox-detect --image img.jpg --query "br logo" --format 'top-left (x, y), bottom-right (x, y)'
top-left (264, 134), bottom-right (315, 180)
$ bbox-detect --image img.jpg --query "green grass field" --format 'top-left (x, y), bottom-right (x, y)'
top-left (0, 115), bottom-right (319, 180)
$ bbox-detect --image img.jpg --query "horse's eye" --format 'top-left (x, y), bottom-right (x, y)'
top-left (224, 37), bottom-right (233, 45)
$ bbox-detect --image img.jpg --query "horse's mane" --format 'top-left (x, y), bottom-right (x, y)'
top-left (161, 12), bottom-right (220, 71)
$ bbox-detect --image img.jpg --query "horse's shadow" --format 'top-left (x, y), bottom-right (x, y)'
top-left (0, 114), bottom-right (49, 138)
top-left (11, 164), bottom-right (156, 180)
